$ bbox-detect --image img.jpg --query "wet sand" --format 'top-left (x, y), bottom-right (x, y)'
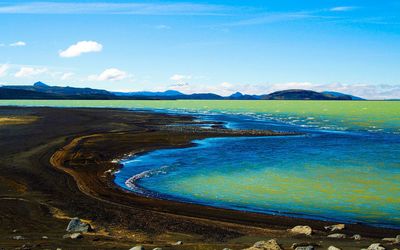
top-left (0, 106), bottom-right (399, 249)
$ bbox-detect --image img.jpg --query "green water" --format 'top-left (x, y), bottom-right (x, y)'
top-left (1, 100), bottom-right (399, 133)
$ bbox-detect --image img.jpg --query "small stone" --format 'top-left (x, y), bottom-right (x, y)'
top-left (172, 241), bottom-right (183, 245)
top-left (295, 246), bottom-right (314, 250)
top-left (324, 224), bottom-right (345, 232)
top-left (222, 248), bottom-right (232, 250)
top-left (130, 246), bottom-right (144, 250)
top-left (291, 243), bottom-right (320, 249)
top-left (153, 248), bottom-right (162, 250)
top-left (42, 236), bottom-right (48, 239)
top-left (367, 243), bottom-right (385, 250)
top-left (66, 217), bottom-right (92, 232)
top-left (70, 233), bottom-right (83, 239)
top-left (328, 246), bottom-right (341, 250)
top-left (289, 226), bottom-right (313, 236)
top-left (244, 239), bottom-right (282, 250)
top-left (351, 234), bottom-right (361, 240)
top-left (12, 235), bottom-right (25, 240)
top-left (12, 229), bottom-right (18, 233)
top-left (327, 233), bottom-right (346, 239)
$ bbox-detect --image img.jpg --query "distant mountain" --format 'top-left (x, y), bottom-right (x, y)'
top-left (322, 91), bottom-right (364, 100)
top-left (262, 89), bottom-right (357, 100)
top-left (228, 92), bottom-right (261, 100)
top-left (113, 90), bottom-right (184, 97)
top-left (0, 82), bottom-right (365, 100)
top-left (3, 81), bottom-right (113, 97)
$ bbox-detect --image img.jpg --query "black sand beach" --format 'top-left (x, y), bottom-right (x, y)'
top-left (0, 106), bottom-right (399, 249)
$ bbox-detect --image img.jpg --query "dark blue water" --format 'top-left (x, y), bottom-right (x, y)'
top-left (115, 111), bottom-right (400, 228)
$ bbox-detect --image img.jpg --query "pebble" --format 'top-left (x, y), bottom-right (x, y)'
top-left (327, 246), bottom-right (341, 250)
top-left (327, 233), bottom-right (346, 239)
top-left (351, 234), bottom-right (361, 240)
top-left (172, 241), bottom-right (183, 245)
top-left (12, 235), bottom-right (25, 240)
top-left (366, 243), bottom-right (385, 250)
top-left (324, 224), bottom-right (345, 232)
top-left (153, 248), bottom-right (162, 250)
top-left (129, 246), bottom-right (144, 250)
top-left (289, 226), bottom-right (313, 236)
top-left (243, 239), bottom-right (282, 250)
top-left (294, 246), bottom-right (314, 250)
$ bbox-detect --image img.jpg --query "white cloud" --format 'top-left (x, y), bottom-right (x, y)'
top-left (170, 74), bottom-right (192, 82)
top-left (330, 6), bottom-right (355, 12)
top-left (155, 24), bottom-right (171, 29)
top-left (9, 41), bottom-right (26, 47)
top-left (0, 2), bottom-right (228, 15)
top-left (59, 41), bottom-right (103, 58)
top-left (14, 67), bottom-right (47, 78)
top-left (60, 72), bottom-right (74, 80)
top-left (89, 68), bottom-right (129, 81)
top-left (0, 64), bottom-right (10, 77)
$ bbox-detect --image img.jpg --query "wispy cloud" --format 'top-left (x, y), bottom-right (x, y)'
top-left (14, 66), bottom-right (47, 78)
top-left (0, 64), bottom-right (10, 77)
top-left (9, 41), bottom-right (27, 47)
top-left (330, 6), bottom-right (356, 12)
top-left (0, 2), bottom-right (230, 16)
top-left (88, 68), bottom-right (131, 81)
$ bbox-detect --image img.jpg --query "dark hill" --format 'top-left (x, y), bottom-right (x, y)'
top-left (262, 89), bottom-right (353, 100)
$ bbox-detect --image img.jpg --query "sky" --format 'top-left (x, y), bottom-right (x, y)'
top-left (1, 0), bottom-right (400, 99)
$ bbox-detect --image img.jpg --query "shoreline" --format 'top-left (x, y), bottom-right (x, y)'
top-left (1, 106), bottom-right (399, 249)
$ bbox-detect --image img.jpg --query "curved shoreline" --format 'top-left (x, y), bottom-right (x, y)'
top-left (1, 106), bottom-right (399, 249)
top-left (48, 109), bottom-right (399, 236)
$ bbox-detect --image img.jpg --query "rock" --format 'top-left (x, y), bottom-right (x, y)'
top-left (366, 243), bottom-right (385, 250)
top-left (153, 248), bottom-right (162, 250)
top-left (172, 241), bottom-right (183, 245)
top-left (129, 246), bottom-right (144, 250)
top-left (324, 224), bottom-right (345, 231)
top-left (291, 243), bottom-right (320, 249)
top-left (66, 217), bottom-right (92, 232)
top-left (12, 235), bottom-right (25, 240)
top-left (12, 229), bottom-right (18, 233)
top-left (222, 248), bottom-right (233, 250)
top-left (70, 233), bottom-right (83, 239)
top-left (351, 234), bottom-right (361, 240)
top-left (62, 233), bottom-right (83, 239)
top-left (42, 236), bottom-right (48, 239)
top-left (327, 233), bottom-right (346, 239)
top-left (243, 239), bottom-right (282, 250)
top-left (289, 226), bottom-right (313, 236)
top-left (327, 246), bottom-right (341, 250)
top-left (294, 246), bottom-right (314, 250)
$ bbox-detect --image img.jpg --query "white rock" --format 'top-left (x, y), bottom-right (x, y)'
top-left (351, 234), bottom-right (361, 240)
top-left (130, 246), bottom-right (144, 250)
top-left (327, 233), bottom-right (346, 239)
top-left (327, 246), bottom-right (341, 250)
top-left (243, 239), bottom-right (282, 250)
top-left (289, 226), bottom-right (313, 236)
top-left (367, 243), bottom-right (385, 250)
top-left (324, 224), bottom-right (345, 231)
top-left (172, 241), bottom-right (183, 245)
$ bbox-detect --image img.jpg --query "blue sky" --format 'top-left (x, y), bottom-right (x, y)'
top-left (1, 0), bottom-right (400, 99)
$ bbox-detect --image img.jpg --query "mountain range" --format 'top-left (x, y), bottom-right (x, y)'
top-left (0, 82), bottom-right (364, 100)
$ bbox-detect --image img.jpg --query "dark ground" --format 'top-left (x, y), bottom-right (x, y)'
top-left (0, 107), bottom-right (398, 250)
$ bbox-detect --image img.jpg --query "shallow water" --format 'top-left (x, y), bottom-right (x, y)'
top-left (1, 100), bottom-right (400, 227)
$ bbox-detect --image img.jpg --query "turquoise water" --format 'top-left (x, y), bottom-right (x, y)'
top-left (1, 100), bottom-right (400, 227)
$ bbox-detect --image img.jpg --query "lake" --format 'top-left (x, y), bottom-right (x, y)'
top-left (2, 100), bottom-right (399, 228)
